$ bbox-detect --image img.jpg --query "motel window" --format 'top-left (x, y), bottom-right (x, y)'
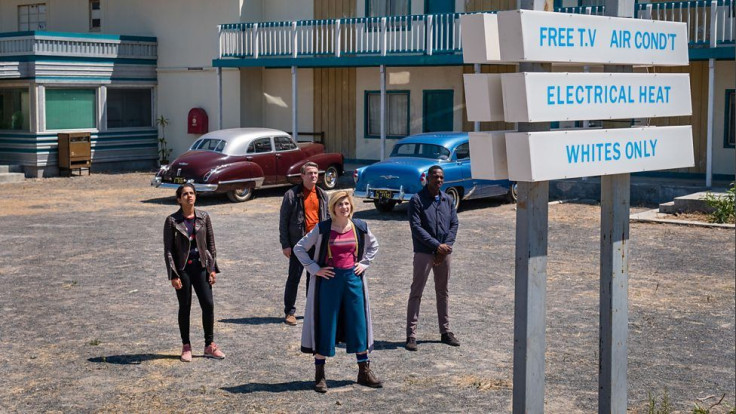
top-left (45, 89), bottom-right (96, 130)
top-left (18, 3), bottom-right (46, 31)
top-left (366, 0), bottom-right (410, 16)
top-left (89, 0), bottom-right (101, 32)
top-left (0, 88), bottom-right (30, 131)
top-left (107, 89), bottom-right (152, 128)
top-left (725, 90), bottom-right (735, 148)
top-left (366, 91), bottom-right (410, 138)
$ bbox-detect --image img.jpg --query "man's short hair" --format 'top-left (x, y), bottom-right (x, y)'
top-left (301, 161), bottom-right (319, 175)
top-left (428, 165), bottom-right (443, 176)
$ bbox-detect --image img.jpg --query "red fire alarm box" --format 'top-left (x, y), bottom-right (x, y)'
top-left (187, 108), bottom-right (208, 134)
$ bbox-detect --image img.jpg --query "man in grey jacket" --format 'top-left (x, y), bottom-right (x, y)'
top-left (405, 165), bottom-right (460, 351)
top-left (279, 162), bottom-right (329, 325)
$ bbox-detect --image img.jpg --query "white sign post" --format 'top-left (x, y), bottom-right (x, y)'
top-left (462, 4), bottom-right (693, 413)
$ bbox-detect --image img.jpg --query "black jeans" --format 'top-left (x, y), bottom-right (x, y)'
top-left (283, 246), bottom-right (313, 316)
top-left (176, 263), bottom-right (214, 346)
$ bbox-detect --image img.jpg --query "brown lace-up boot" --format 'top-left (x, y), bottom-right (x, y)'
top-left (314, 364), bottom-right (327, 393)
top-left (357, 361), bottom-right (383, 388)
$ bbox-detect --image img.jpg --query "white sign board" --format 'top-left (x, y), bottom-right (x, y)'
top-left (500, 72), bottom-right (692, 122)
top-left (495, 10), bottom-right (689, 66)
top-left (460, 14), bottom-right (502, 63)
top-left (505, 125), bottom-right (694, 182)
top-left (469, 131), bottom-right (509, 179)
top-left (464, 74), bottom-right (505, 122)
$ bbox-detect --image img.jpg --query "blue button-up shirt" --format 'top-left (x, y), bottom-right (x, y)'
top-left (408, 187), bottom-right (459, 254)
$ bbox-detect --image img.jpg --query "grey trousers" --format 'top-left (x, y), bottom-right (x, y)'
top-left (406, 252), bottom-right (451, 338)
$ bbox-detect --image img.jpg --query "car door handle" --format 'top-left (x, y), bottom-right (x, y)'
top-left (275, 154), bottom-right (282, 158)
top-left (246, 156), bottom-right (253, 161)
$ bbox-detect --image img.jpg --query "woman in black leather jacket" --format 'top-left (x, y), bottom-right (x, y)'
top-left (163, 183), bottom-right (224, 362)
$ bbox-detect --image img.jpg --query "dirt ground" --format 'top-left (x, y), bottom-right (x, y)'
top-left (0, 172), bottom-right (733, 413)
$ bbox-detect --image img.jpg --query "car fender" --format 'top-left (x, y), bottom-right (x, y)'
top-left (286, 153), bottom-right (344, 182)
top-left (205, 161), bottom-right (265, 192)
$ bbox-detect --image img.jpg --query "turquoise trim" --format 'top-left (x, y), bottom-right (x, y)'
top-left (364, 89), bottom-right (411, 139)
top-left (689, 47), bottom-right (736, 60)
top-left (214, 54), bottom-right (463, 68)
top-left (725, 89), bottom-right (735, 149)
top-left (424, 0), bottom-right (455, 14)
top-left (0, 30), bottom-right (156, 42)
top-left (0, 56), bottom-right (156, 64)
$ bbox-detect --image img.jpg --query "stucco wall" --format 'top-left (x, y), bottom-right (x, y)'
top-left (261, 68), bottom-right (314, 135)
top-left (712, 60), bottom-right (735, 176)
top-left (354, 66), bottom-right (465, 160)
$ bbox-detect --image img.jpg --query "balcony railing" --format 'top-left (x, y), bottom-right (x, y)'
top-left (218, 0), bottom-right (734, 62)
top-left (219, 13), bottom-right (463, 59)
top-left (0, 31), bottom-right (157, 60)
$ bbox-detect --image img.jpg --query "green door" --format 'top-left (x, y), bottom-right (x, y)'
top-left (423, 89), bottom-right (454, 132)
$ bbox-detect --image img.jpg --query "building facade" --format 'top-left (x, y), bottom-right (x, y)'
top-left (0, 0), bottom-right (733, 181)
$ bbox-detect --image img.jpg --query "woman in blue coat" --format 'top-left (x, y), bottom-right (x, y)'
top-left (293, 190), bottom-right (382, 393)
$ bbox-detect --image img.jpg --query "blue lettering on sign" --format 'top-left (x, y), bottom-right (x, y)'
top-left (566, 139), bottom-right (657, 164)
top-left (540, 27), bottom-right (596, 47)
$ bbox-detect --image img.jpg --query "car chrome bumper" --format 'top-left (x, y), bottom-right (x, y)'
top-left (354, 185), bottom-right (414, 202)
top-left (150, 176), bottom-right (218, 192)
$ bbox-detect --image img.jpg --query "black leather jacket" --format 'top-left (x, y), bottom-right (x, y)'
top-left (163, 209), bottom-right (219, 279)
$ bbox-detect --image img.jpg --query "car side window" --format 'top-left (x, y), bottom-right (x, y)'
top-left (274, 136), bottom-right (297, 151)
top-left (454, 143), bottom-right (470, 160)
top-left (247, 137), bottom-right (273, 154)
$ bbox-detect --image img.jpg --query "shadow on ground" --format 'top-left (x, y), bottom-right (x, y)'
top-left (88, 354), bottom-right (179, 365)
top-left (222, 380), bottom-right (354, 394)
top-left (219, 316), bottom-right (302, 325)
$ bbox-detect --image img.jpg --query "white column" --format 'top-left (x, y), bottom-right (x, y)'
top-left (380, 64), bottom-right (386, 161)
top-left (217, 67), bottom-right (223, 130)
top-left (292, 66), bottom-right (298, 142)
top-left (706, 58), bottom-right (714, 188)
top-left (98, 85), bottom-right (107, 132)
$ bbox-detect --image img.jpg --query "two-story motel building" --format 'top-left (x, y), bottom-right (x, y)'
top-left (0, 0), bottom-right (733, 182)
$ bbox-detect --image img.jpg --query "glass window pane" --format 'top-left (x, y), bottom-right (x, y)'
top-left (107, 88), bottom-right (152, 128)
top-left (0, 88), bottom-right (31, 131)
top-left (45, 89), bottom-right (96, 130)
top-left (727, 91), bottom-right (735, 147)
top-left (388, 93), bottom-right (408, 136)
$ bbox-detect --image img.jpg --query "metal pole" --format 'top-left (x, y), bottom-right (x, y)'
top-left (292, 66), bottom-right (298, 142)
top-left (380, 64), bottom-right (386, 161)
top-left (474, 63), bottom-right (481, 132)
top-left (599, 0), bottom-right (633, 412)
top-left (217, 67), bottom-right (223, 129)
top-left (705, 58), bottom-right (715, 188)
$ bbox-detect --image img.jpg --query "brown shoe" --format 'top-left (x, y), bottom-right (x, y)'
top-left (315, 364), bottom-right (327, 393)
top-left (284, 314), bottom-right (297, 326)
top-left (357, 361), bottom-right (383, 388)
top-left (405, 337), bottom-right (417, 351)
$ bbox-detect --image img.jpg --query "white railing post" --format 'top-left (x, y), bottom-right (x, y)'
top-left (335, 19), bottom-right (341, 57)
top-left (253, 23), bottom-right (259, 59)
top-left (426, 15), bottom-right (434, 55)
top-left (218, 25), bottom-right (223, 58)
top-left (710, 0), bottom-right (719, 46)
top-left (705, 0), bottom-right (718, 187)
top-left (381, 17), bottom-right (387, 56)
top-left (292, 21), bottom-right (298, 58)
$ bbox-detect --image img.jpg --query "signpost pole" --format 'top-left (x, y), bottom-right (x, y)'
top-left (600, 1), bottom-right (634, 412)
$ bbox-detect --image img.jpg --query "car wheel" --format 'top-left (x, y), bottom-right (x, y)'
top-left (226, 187), bottom-right (253, 203)
top-left (446, 187), bottom-right (461, 211)
top-left (320, 165), bottom-right (339, 190)
top-left (373, 199), bottom-right (397, 213)
top-left (506, 182), bottom-right (518, 204)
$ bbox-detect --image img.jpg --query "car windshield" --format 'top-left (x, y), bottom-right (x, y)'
top-left (390, 143), bottom-right (451, 160)
top-left (190, 138), bottom-right (226, 153)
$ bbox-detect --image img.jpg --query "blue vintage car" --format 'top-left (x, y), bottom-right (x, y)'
top-left (353, 132), bottom-right (516, 212)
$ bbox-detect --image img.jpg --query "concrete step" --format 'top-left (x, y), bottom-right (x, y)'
top-left (0, 165), bottom-right (22, 174)
top-left (658, 201), bottom-right (676, 214)
top-left (672, 192), bottom-right (718, 214)
top-left (0, 172), bottom-right (25, 184)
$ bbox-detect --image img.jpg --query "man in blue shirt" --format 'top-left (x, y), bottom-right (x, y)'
top-left (405, 165), bottom-right (460, 351)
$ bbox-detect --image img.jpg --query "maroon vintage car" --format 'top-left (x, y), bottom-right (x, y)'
top-left (151, 128), bottom-right (344, 202)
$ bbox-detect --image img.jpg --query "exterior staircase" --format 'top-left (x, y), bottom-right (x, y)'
top-left (659, 192), bottom-right (719, 214)
top-left (0, 165), bottom-right (25, 184)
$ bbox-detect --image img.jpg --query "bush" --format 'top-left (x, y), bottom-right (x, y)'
top-left (704, 182), bottom-right (735, 224)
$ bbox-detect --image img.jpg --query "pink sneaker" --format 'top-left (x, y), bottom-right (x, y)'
top-left (180, 344), bottom-right (192, 362)
top-left (204, 342), bottom-right (225, 359)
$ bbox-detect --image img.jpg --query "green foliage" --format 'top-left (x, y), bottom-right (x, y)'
top-left (156, 115), bottom-right (172, 164)
top-left (692, 394), bottom-right (731, 414)
top-left (88, 339), bottom-right (100, 346)
top-left (648, 389), bottom-right (672, 414)
top-left (704, 182), bottom-right (735, 224)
